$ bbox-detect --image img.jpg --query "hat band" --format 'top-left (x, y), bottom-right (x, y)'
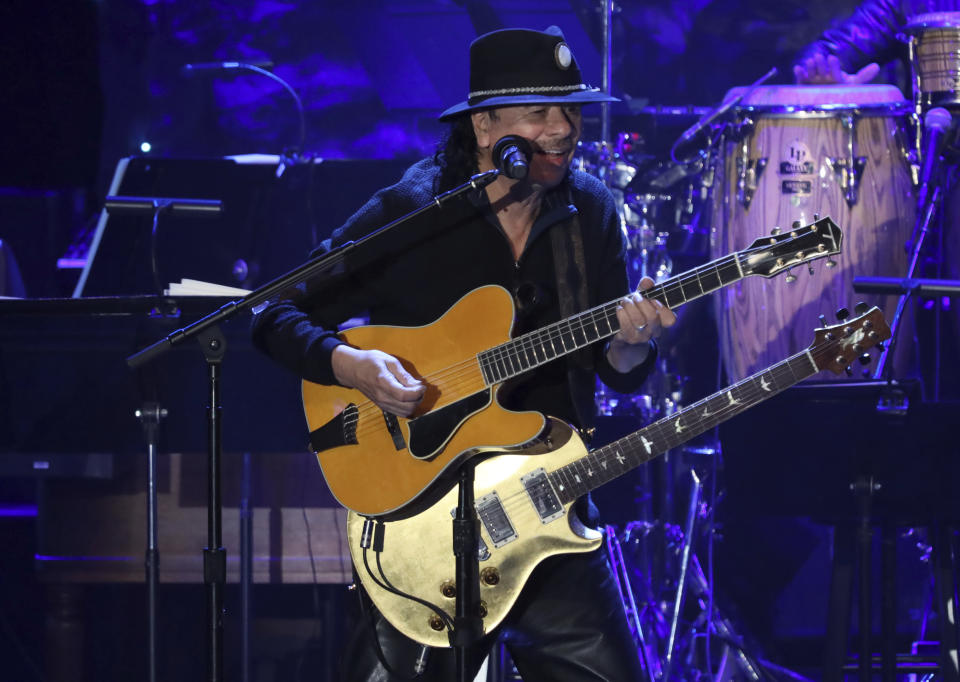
top-left (468, 83), bottom-right (591, 100)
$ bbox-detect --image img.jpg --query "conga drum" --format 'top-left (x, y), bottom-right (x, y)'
top-left (904, 12), bottom-right (960, 108)
top-left (710, 85), bottom-right (916, 381)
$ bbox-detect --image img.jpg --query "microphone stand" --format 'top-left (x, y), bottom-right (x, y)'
top-left (125, 168), bottom-right (501, 682)
top-left (873, 160), bottom-right (954, 381)
top-left (669, 67), bottom-right (777, 165)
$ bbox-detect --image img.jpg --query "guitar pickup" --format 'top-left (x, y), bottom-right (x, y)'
top-left (382, 411), bottom-right (406, 451)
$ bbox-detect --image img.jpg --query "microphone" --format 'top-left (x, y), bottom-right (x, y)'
top-left (492, 135), bottom-right (532, 180)
top-left (916, 107), bottom-right (954, 208)
top-left (181, 60), bottom-right (274, 76)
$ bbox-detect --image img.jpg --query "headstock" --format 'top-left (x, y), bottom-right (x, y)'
top-left (809, 306), bottom-right (891, 375)
top-left (743, 216), bottom-right (843, 278)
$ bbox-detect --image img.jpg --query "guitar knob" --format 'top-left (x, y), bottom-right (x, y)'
top-left (480, 567), bottom-right (501, 586)
top-left (836, 307), bottom-right (850, 321)
top-left (854, 301), bottom-right (869, 315)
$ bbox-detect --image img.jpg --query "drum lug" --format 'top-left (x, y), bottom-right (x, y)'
top-left (827, 156), bottom-right (867, 206)
top-left (736, 156), bottom-right (766, 208)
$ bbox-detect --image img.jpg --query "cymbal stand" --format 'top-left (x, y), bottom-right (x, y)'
top-left (664, 469), bottom-right (701, 678)
top-left (604, 525), bottom-right (658, 681)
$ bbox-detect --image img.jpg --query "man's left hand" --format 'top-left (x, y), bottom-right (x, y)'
top-left (607, 276), bottom-right (677, 372)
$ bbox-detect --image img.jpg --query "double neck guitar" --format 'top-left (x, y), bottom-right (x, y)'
top-left (301, 217), bottom-right (842, 517)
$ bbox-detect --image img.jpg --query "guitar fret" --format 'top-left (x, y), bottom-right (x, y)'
top-left (679, 272), bottom-right (704, 302)
top-left (698, 266), bottom-right (722, 292)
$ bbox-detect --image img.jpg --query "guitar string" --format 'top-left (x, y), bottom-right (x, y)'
top-left (336, 233), bottom-right (831, 440)
top-left (336, 253), bottom-right (744, 436)
top-left (472, 332), bottom-right (860, 523)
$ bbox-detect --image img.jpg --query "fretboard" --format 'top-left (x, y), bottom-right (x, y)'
top-left (477, 252), bottom-right (745, 385)
top-left (548, 348), bottom-right (819, 504)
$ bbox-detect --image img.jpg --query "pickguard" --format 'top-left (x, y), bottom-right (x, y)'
top-left (407, 389), bottom-right (491, 460)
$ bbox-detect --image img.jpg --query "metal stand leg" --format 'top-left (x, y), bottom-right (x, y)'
top-left (824, 525), bottom-right (855, 682)
top-left (605, 525), bottom-right (657, 681)
top-left (136, 402), bottom-right (166, 682)
top-left (934, 524), bottom-right (960, 681)
top-left (240, 452), bottom-right (253, 682)
top-left (881, 523), bottom-right (896, 682)
top-left (665, 470), bottom-right (701, 677)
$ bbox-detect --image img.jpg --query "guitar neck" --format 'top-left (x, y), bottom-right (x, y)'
top-left (549, 348), bottom-right (819, 504)
top-left (477, 252), bottom-right (746, 385)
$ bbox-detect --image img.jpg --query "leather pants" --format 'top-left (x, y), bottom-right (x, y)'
top-left (339, 547), bottom-right (645, 681)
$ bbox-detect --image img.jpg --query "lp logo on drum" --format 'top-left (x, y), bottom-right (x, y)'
top-left (781, 138), bottom-right (814, 196)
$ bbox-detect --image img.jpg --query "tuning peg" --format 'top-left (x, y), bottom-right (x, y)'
top-left (791, 220), bottom-right (801, 229)
top-left (826, 259), bottom-right (837, 268)
top-left (875, 342), bottom-right (885, 352)
top-left (835, 307), bottom-right (850, 321)
top-left (844, 365), bottom-right (853, 377)
top-left (818, 314), bottom-right (827, 327)
top-left (808, 264), bottom-right (816, 276)
top-left (785, 269), bottom-right (797, 283)
top-left (858, 353), bottom-right (872, 365)
top-left (854, 301), bottom-right (869, 316)
top-left (814, 213), bottom-right (820, 221)
top-left (771, 226), bottom-right (781, 235)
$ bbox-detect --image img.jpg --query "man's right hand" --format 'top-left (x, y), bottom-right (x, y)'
top-left (793, 53), bottom-right (880, 85)
top-left (331, 345), bottom-right (426, 417)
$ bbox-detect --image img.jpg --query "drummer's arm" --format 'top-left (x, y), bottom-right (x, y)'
top-left (793, 0), bottom-right (905, 84)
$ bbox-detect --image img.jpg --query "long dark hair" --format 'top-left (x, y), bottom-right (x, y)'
top-left (433, 114), bottom-right (480, 193)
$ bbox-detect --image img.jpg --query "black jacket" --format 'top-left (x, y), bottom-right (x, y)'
top-left (251, 157), bottom-right (656, 432)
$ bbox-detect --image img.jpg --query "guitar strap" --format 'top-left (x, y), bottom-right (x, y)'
top-left (550, 200), bottom-right (597, 433)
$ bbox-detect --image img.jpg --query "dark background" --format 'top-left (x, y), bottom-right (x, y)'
top-left (2, 1), bottom-right (954, 681)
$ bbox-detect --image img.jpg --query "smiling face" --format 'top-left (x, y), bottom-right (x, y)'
top-left (471, 104), bottom-right (583, 191)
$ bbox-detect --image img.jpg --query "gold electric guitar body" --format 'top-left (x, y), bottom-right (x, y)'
top-left (346, 419), bottom-right (596, 649)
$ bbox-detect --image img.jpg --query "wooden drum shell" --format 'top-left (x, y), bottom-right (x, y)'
top-left (710, 87), bottom-right (916, 381)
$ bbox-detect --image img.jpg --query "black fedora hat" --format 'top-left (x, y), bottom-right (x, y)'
top-left (439, 26), bottom-right (618, 121)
